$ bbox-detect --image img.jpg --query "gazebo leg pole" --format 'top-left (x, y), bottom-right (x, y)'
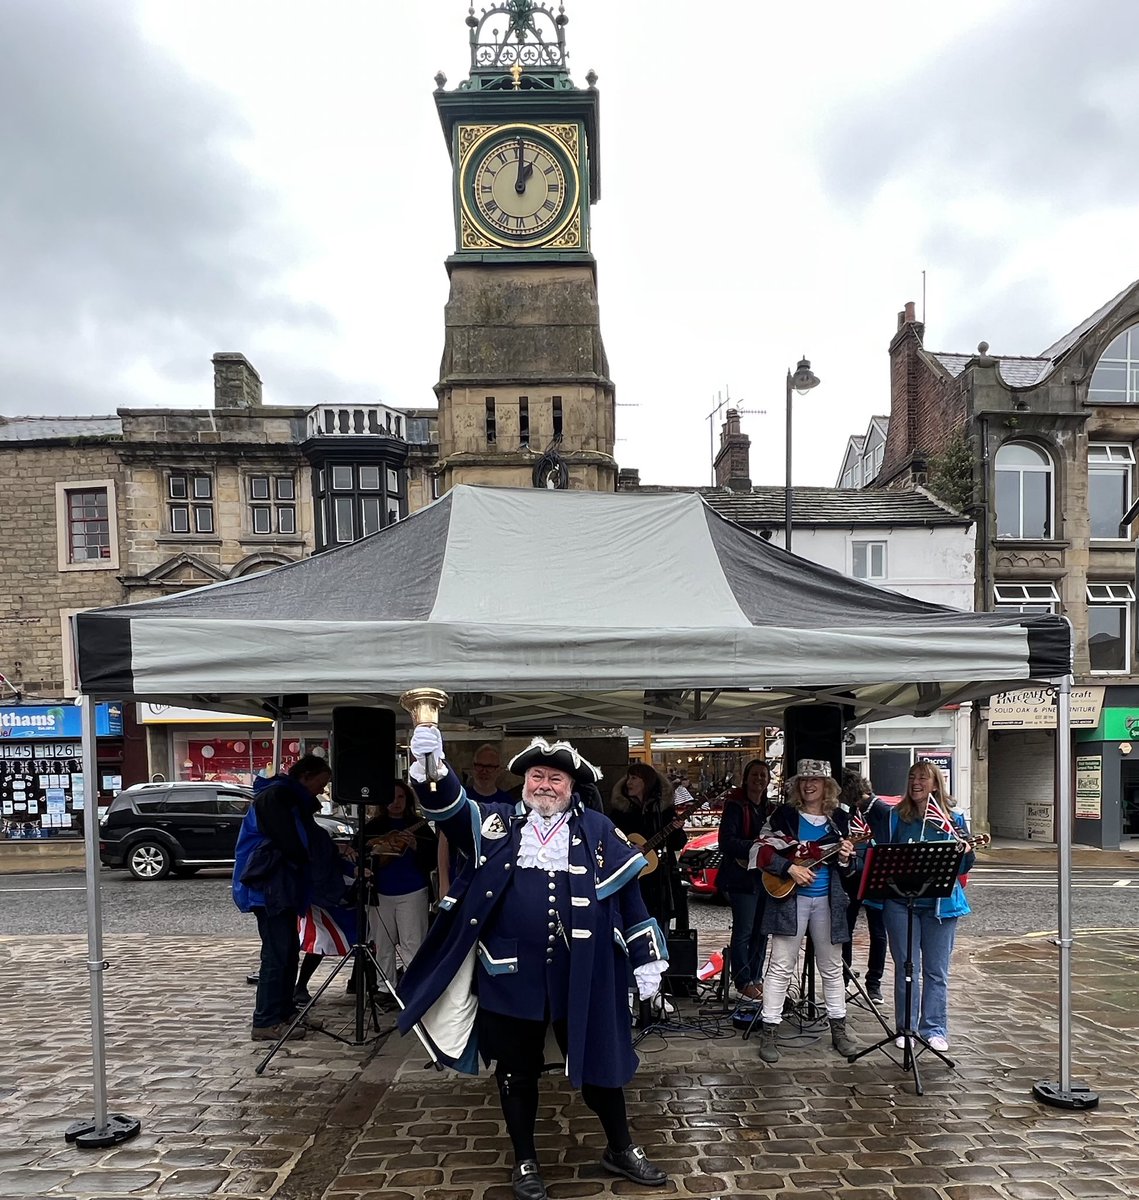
top-left (65, 696), bottom-right (142, 1149)
top-left (1032, 673), bottom-right (1098, 1111)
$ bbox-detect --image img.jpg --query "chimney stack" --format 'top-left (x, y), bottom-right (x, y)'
top-left (714, 408), bottom-right (752, 490)
top-left (212, 353), bottom-right (263, 409)
top-left (617, 467), bottom-right (641, 489)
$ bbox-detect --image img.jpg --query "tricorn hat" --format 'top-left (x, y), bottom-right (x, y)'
top-left (507, 737), bottom-right (602, 789)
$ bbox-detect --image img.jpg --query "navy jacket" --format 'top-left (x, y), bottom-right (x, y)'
top-left (756, 804), bottom-right (857, 943)
top-left (397, 766), bottom-right (667, 1089)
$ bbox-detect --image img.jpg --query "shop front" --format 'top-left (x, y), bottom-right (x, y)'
top-left (0, 702), bottom-right (123, 837)
top-left (138, 704), bottom-right (328, 788)
top-left (986, 686), bottom-right (1107, 846)
top-left (1073, 686), bottom-right (1139, 849)
top-left (847, 707), bottom-right (968, 813)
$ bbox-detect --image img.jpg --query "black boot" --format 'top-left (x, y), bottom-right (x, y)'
top-left (601, 1144), bottom-right (667, 1186)
top-left (758, 1022), bottom-right (780, 1064)
top-left (511, 1159), bottom-right (547, 1200)
top-left (830, 1016), bottom-right (859, 1058)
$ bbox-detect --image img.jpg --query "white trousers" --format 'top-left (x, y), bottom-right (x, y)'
top-left (368, 888), bottom-right (429, 986)
top-left (760, 893), bottom-right (846, 1023)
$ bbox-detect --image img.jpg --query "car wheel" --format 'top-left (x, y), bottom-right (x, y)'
top-left (127, 841), bottom-right (173, 881)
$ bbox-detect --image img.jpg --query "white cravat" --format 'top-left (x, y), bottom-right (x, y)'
top-left (517, 808), bottom-right (572, 870)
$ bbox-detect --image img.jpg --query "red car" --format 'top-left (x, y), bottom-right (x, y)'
top-left (678, 829), bottom-right (724, 898)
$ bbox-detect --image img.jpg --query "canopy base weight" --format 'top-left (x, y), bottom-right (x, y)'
top-left (65, 1114), bottom-right (142, 1148)
top-left (1032, 1081), bottom-right (1099, 1111)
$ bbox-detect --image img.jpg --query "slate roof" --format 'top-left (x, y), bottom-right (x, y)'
top-left (1039, 282), bottom-right (1136, 362)
top-left (0, 415), bottom-right (122, 442)
top-left (628, 484), bottom-right (969, 527)
top-left (930, 352), bottom-right (1051, 388)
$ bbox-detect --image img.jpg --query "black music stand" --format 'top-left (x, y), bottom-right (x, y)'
top-left (847, 840), bottom-right (964, 1095)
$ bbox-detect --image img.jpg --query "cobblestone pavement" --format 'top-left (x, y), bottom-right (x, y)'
top-left (3, 928), bottom-right (1139, 1199)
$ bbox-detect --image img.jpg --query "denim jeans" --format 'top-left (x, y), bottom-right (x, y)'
top-left (253, 906), bottom-right (300, 1030)
top-left (882, 900), bottom-right (957, 1040)
top-left (761, 894), bottom-right (846, 1023)
top-left (727, 890), bottom-right (768, 989)
top-left (843, 897), bottom-right (888, 989)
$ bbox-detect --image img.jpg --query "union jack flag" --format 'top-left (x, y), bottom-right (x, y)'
top-left (924, 795), bottom-right (956, 836)
top-left (849, 810), bottom-right (872, 838)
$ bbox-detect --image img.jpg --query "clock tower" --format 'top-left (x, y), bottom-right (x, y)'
top-left (433, 1), bottom-right (616, 493)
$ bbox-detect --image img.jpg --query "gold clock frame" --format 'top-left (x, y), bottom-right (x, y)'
top-left (457, 121), bottom-right (583, 251)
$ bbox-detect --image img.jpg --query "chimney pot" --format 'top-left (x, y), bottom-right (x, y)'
top-left (904, 301), bottom-right (916, 323)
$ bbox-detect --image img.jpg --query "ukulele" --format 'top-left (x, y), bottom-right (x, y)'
top-left (936, 829), bottom-right (991, 850)
top-left (368, 818), bottom-right (428, 865)
top-left (761, 830), bottom-right (871, 900)
top-left (627, 796), bottom-right (714, 878)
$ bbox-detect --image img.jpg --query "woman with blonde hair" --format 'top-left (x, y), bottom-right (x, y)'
top-left (869, 759), bottom-right (974, 1053)
top-left (753, 759), bottom-right (859, 1063)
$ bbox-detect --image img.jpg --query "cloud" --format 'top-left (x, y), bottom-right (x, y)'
top-left (819, 0), bottom-right (1139, 211)
top-left (0, 0), bottom-right (329, 414)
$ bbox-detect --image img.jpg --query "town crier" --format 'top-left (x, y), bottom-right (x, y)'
top-left (397, 729), bottom-right (669, 1199)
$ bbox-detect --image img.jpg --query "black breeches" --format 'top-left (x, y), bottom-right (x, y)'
top-left (480, 1009), bottom-right (631, 1162)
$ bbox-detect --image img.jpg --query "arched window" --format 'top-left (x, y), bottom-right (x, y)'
top-left (1089, 324), bottom-right (1139, 404)
top-left (995, 442), bottom-right (1053, 539)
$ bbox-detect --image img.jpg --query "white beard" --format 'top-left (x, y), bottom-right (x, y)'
top-left (523, 785), bottom-right (572, 818)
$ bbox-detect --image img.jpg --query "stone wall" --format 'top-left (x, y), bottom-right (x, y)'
top-left (118, 407), bottom-right (313, 592)
top-left (0, 443), bottom-right (126, 699)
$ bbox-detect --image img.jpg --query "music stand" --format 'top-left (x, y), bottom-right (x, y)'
top-left (847, 840), bottom-right (964, 1095)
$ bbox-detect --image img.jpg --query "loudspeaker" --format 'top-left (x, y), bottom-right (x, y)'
top-left (331, 706), bottom-right (396, 808)
top-left (667, 929), bottom-right (699, 996)
top-left (782, 704), bottom-right (849, 782)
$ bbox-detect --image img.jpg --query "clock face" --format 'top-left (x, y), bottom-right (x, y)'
top-left (461, 124), bottom-right (579, 247)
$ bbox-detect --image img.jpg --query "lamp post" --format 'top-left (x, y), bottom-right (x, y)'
top-left (785, 357), bottom-right (821, 553)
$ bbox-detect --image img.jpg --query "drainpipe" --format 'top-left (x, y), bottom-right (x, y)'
top-left (978, 415), bottom-right (992, 612)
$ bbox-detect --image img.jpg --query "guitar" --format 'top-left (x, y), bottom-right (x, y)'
top-left (627, 796), bottom-right (714, 877)
top-left (368, 818), bottom-right (428, 865)
top-left (761, 831), bottom-right (871, 900)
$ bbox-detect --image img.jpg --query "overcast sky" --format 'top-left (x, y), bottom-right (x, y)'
top-left (3, 0), bottom-right (1137, 487)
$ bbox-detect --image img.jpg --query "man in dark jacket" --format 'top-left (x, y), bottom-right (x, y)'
top-left (233, 754), bottom-right (331, 1041)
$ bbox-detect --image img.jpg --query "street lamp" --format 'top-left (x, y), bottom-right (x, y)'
top-left (785, 356), bottom-right (821, 553)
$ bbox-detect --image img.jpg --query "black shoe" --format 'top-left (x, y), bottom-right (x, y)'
top-left (292, 990), bottom-right (312, 1009)
top-left (511, 1159), bottom-right (547, 1200)
top-left (601, 1145), bottom-right (667, 1187)
top-left (245, 973), bottom-right (259, 985)
top-left (866, 983), bottom-right (884, 1003)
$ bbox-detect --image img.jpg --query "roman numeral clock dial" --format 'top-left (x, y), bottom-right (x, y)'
top-left (461, 124), bottom-right (578, 247)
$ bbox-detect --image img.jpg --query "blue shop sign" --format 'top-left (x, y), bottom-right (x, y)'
top-left (0, 703), bottom-right (123, 739)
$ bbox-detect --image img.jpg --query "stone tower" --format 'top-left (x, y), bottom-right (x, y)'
top-left (433, 1), bottom-right (616, 493)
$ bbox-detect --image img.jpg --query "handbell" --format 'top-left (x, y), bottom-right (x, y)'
top-left (400, 688), bottom-right (449, 784)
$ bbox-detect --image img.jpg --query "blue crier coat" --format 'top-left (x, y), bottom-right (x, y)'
top-left (397, 765), bottom-right (668, 1089)
top-left (756, 803), bottom-right (857, 943)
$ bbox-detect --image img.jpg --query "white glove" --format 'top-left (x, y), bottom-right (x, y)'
top-left (408, 724), bottom-right (446, 784)
top-left (634, 960), bottom-right (669, 1000)
top-left (410, 724), bottom-right (443, 761)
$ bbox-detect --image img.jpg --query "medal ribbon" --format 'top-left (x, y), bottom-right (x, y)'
top-left (532, 812), bottom-right (569, 846)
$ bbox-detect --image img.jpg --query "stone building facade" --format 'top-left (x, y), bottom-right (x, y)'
top-left (0, 352), bottom-right (422, 815)
top-left (874, 280), bottom-right (1139, 848)
top-left (0, 419), bottom-right (126, 699)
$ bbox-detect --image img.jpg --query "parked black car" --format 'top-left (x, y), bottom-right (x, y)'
top-left (98, 781), bottom-right (355, 881)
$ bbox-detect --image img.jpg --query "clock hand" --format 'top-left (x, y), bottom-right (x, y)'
top-left (515, 138), bottom-right (527, 194)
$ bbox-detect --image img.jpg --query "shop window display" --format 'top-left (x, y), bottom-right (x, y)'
top-left (172, 732), bottom-right (328, 787)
